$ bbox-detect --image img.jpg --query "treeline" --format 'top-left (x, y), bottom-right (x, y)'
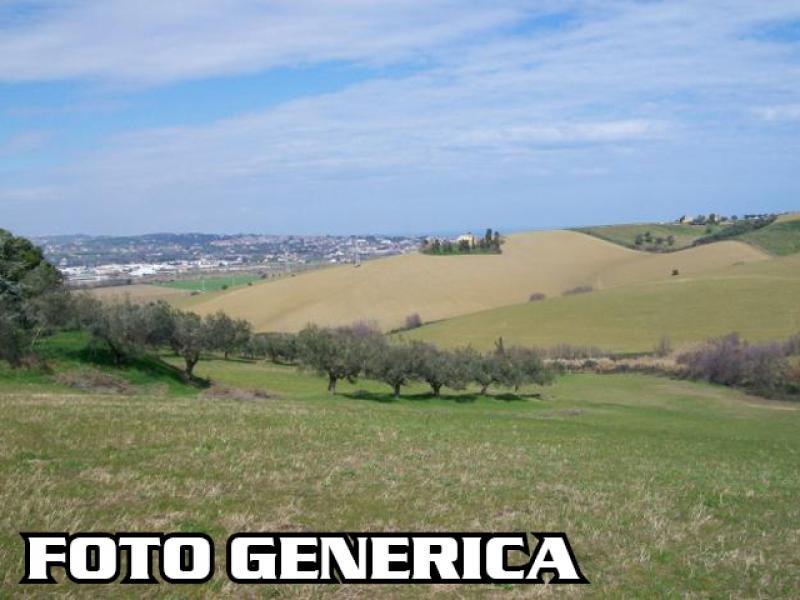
top-left (72, 297), bottom-right (252, 378)
top-left (691, 215), bottom-right (776, 247)
top-left (422, 228), bottom-right (502, 255)
top-left (290, 326), bottom-right (553, 397)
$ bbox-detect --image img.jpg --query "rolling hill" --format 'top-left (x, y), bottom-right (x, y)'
top-left (406, 253), bottom-right (800, 352)
top-left (181, 230), bottom-right (768, 332)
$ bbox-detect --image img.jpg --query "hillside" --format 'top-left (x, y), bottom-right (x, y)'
top-left (3, 354), bottom-right (800, 596)
top-left (180, 231), bottom-right (766, 332)
top-left (577, 212), bottom-right (800, 256)
top-left (406, 253), bottom-right (800, 352)
top-left (737, 217), bottom-right (800, 255)
top-left (575, 222), bottom-right (709, 250)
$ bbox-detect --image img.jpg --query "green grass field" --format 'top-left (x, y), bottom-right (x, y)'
top-left (578, 214), bottom-right (800, 257)
top-left (1, 346), bottom-right (799, 597)
top-left (575, 222), bottom-right (712, 250)
top-left (737, 219), bottom-right (800, 255)
top-left (407, 255), bottom-right (800, 352)
top-left (156, 273), bottom-right (261, 292)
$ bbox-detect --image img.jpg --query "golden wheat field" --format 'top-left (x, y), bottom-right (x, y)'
top-left (180, 231), bottom-right (767, 332)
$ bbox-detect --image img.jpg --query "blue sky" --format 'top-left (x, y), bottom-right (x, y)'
top-left (1, 1), bottom-right (799, 236)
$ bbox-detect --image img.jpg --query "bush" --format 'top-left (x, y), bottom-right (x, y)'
top-left (563, 285), bottom-right (593, 296)
top-left (528, 292), bottom-right (546, 302)
top-left (676, 333), bottom-right (790, 395)
top-left (404, 313), bottom-right (423, 330)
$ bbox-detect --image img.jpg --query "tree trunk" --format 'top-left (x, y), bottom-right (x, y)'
top-left (432, 383), bottom-right (441, 397)
top-left (185, 357), bottom-right (197, 377)
top-left (327, 373), bottom-right (337, 394)
top-left (480, 384), bottom-right (489, 395)
top-left (393, 383), bottom-right (401, 398)
top-left (224, 350), bottom-right (230, 360)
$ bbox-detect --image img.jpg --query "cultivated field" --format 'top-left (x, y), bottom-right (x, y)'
top-left (1, 355), bottom-right (798, 597)
top-left (407, 253), bottom-right (800, 352)
top-left (88, 283), bottom-right (192, 302)
top-left (184, 232), bottom-right (766, 332)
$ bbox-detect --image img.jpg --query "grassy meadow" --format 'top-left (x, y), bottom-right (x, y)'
top-left (738, 219), bottom-right (800, 255)
top-left (156, 273), bottom-right (262, 292)
top-left (2, 347), bottom-right (799, 597)
top-left (5, 218), bottom-right (800, 596)
top-left (575, 222), bottom-right (709, 250)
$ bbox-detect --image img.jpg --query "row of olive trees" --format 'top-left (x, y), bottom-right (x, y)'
top-left (72, 296), bottom-right (251, 378)
top-left (291, 324), bottom-right (554, 397)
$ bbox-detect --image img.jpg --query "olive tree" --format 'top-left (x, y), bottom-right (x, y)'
top-left (297, 324), bottom-right (379, 393)
top-left (410, 341), bottom-right (468, 396)
top-left (366, 340), bottom-right (422, 398)
top-left (205, 311), bottom-right (252, 359)
top-left (169, 311), bottom-right (210, 378)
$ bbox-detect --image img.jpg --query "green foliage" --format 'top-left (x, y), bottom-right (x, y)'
top-left (0, 228), bottom-right (65, 366)
top-left (297, 323), bottom-right (381, 393)
top-left (253, 332), bottom-right (299, 364)
top-left (692, 215), bottom-right (776, 247)
top-left (366, 340), bottom-right (422, 397)
top-left (169, 311), bottom-right (209, 378)
top-left (205, 311), bottom-right (252, 359)
top-left (409, 341), bottom-right (469, 396)
top-left (579, 223), bottom-right (704, 251)
top-left (422, 230), bottom-right (503, 255)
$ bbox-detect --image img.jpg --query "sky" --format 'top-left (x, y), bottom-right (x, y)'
top-left (1, 1), bottom-right (799, 236)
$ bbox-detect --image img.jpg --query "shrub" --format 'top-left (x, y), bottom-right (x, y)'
top-left (783, 334), bottom-right (800, 356)
top-left (676, 333), bottom-right (789, 394)
top-left (671, 269), bottom-right (680, 276)
top-left (404, 313), bottom-right (423, 330)
top-left (528, 292), bottom-right (546, 302)
top-left (563, 285), bottom-right (593, 296)
top-left (654, 335), bottom-right (672, 358)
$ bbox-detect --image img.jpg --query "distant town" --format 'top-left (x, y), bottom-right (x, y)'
top-left (34, 233), bottom-right (424, 287)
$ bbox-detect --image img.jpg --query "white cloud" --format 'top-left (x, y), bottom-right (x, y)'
top-left (755, 104), bottom-right (800, 121)
top-left (0, 0), bottom-right (533, 85)
top-left (2, 1), bottom-right (800, 233)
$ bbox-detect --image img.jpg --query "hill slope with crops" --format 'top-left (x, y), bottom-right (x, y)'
top-left (406, 253), bottom-right (800, 352)
top-left (180, 231), bottom-right (767, 332)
